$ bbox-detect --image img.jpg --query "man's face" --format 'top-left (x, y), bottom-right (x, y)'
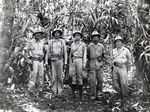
top-left (115, 40), bottom-right (123, 48)
top-left (54, 31), bottom-right (61, 38)
top-left (74, 33), bottom-right (81, 41)
top-left (34, 33), bottom-right (42, 41)
top-left (92, 35), bottom-right (99, 44)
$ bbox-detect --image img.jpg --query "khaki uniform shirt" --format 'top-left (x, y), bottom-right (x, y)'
top-left (70, 41), bottom-right (87, 65)
top-left (25, 39), bottom-right (45, 58)
top-left (87, 43), bottom-right (105, 70)
top-left (87, 43), bottom-right (105, 60)
top-left (113, 46), bottom-right (131, 70)
top-left (47, 39), bottom-right (67, 64)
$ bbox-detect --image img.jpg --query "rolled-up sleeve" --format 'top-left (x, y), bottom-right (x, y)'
top-left (82, 43), bottom-right (87, 66)
top-left (63, 40), bottom-right (68, 64)
top-left (45, 41), bottom-right (51, 64)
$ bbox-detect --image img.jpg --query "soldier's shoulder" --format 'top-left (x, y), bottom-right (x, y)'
top-left (47, 39), bottom-right (53, 44)
top-left (28, 39), bottom-right (34, 42)
top-left (50, 39), bottom-right (55, 42)
top-left (123, 46), bottom-right (130, 52)
top-left (81, 41), bottom-right (86, 46)
top-left (113, 48), bottom-right (117, 51)
top-left (70, 42), bottom-right (74, 47)
top-left (98, 43), bottom-right (104, 47)
top-left (87, 43), bottom-right (93, 47)
top-left (61, 39), bottom-right (66, 42)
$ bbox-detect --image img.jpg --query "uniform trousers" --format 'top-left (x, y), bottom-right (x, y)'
top-left (28, 61), bottom-right (44, 90)
top-left (71, 58), bottom-right (83, 85)
top-left (113, 65), bottom-right (128, 96)
top-left (51, 59), bottom-right (63, 95)
top-left (89, 67), bottom-right (103, 97)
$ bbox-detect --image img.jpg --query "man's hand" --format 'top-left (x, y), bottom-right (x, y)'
top-left (64, 64), bottom-right (68, 72)
top-left (83, 64), bottom-right (86, 70)
top-left (97, 56), bottom-right (102, 62)
top-left (45, 64), bottom-right (49, 70)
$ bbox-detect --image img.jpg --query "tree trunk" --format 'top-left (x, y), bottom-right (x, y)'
top-left (0, 0), bottom-right (15, 77)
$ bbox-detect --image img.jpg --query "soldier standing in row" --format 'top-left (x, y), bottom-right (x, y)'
top-left (24, 25), bottom-right (45, 94)
top-left (45, 29), bottom-right (67, 97)
top-left (113, 36), bottom-right (131, 99)
top-left (69, 30), bottom-right (87, 102)
top-left (87, 31), bottom-right (105, 100)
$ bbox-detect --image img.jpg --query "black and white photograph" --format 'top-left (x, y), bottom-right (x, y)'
top-left (0, 0), bottom-right (150, 111)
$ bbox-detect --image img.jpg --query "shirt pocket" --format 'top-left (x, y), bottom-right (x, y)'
top-left (38, 44), bottom-right (44, 51)
top-left (53, 42), bottom-right (61, 51)
top-left (96, 48), bottom-right (102, 57)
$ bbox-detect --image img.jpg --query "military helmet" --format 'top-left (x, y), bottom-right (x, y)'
top-left (32, 25), bottom-right (44, 36)
top-left (91, 31), bottom-right (100, 38)
top-left (52, 28), bottom-right (63, 37)
top-left (73, 30), bottom-right (83, 38)
top-left (114, 35), bottom-right (124, 43)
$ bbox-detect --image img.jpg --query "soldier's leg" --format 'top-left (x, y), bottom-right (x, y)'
top-left (57, 59), bottom-right (64, 95)
top-left (28, 61), bottom-right (38, 90)
top-left (38, 61), bottom-right (44, 91)
top-left (89, 70), bottom-right (96, 100)
top-left (51, 61), bottom-right (57, 95)
top-left (118, 67), bottom-right (128, 96)
top-left (72, 75), bottom-right (77, 99)
top-left (72, 59), bottom-right (77, 85)
top-left (76, 59), bottom-right (83, 85)
top-left (113, 67), bottom-right (121, 94)
top-left (70, 61), bottom-right (76, 98)
top-left (97, 67), bottom-right (103, 98)
top-left (76, 59), bottom-right (83, 101)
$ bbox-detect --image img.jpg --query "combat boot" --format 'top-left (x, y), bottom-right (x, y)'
top-left (72, 84), bottom-right (76, 98)
top-left (79, 85), bottom-right (83, 101)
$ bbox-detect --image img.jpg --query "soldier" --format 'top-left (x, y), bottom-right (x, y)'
top-left (87, 31), bottom-right (105, 100)
top-left (69, 30), bottom-right (87, 101)
top-left (24, 25), bottom-right (45, 95)
top-left (113, 36), bottom-right (131, 98)
top-left (45, 29), bottom-right (67, 97)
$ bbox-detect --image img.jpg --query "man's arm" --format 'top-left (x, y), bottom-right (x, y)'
top-left (69, 44), bottom-right (73, 63)
top-left (126, 48), bottom-right (132, 71)
top-left (83, 43), bottom-right (87, 67)
top-left (87, 45), bottom-right (90, 60)
top-left (63, 40), bottom-right (68, 64)
top-left (23, 41), bottom-right (31, 63)
top-left (45, 41), bottom-right (51, 65)
top-left (102, 44), bottom-right (106, 61)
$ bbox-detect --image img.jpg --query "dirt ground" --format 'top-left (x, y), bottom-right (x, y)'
top-left (0, 83), bottom-right (150, 112)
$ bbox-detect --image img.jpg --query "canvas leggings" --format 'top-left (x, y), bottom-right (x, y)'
top-left (71, 58), bottom-right (83, 85)
top-left (89, 68), bottom-right (103, 97)
top-left (113, 66), bottom-right (128, 96)
top-left (51, 59), bottom-right (64, 95)
top-left (28, 61), bottom-right (44, 90)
